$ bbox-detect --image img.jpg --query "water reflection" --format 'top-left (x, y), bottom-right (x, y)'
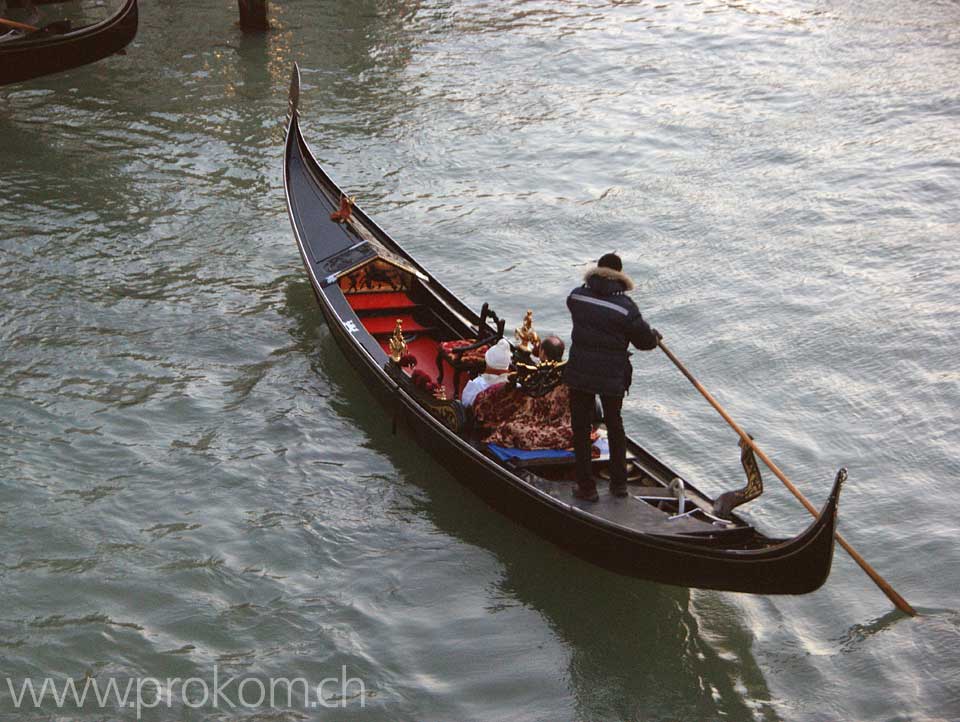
top-left (489, 545), bottom-right (779, 721)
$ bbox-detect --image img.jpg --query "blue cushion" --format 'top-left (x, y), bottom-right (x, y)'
top-left (486, 444), bottom-right (575, 462)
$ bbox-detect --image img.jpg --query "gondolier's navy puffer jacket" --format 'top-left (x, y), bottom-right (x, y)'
top-left (565, 266), bottom-right (660, 397)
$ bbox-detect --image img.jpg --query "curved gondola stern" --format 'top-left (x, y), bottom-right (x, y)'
top-left (123, 0), bottom-right (139, 39)
top-left (818, 467), bottom-right (846, 535)
top-left (790, 466), bottom-right (846, 593)
top-left (785, 466), bottom-right (846, 543)
top-left (109, 0), bottom-right (138, 58)
top-left (725, 467), bottom-right (846, 595)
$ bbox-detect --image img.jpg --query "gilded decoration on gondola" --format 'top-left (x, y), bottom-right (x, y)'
top-left (514, 309), bottom-right (540, 353)
top-left (388, 319), bottom-right (407, 362)
top-left (712, 435), bottom-right (765, 518)
top-left (339, 259), bottom-right (410, 293)
top-left (424, 397), bottom-right (464, 433)
top-left (509, 360), bottom-right (567, 398)
top-left (383, 363), bottom-right (463, 433)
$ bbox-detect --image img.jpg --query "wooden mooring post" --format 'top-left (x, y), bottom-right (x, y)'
top-left (238, 0), bottom-right (269, 31)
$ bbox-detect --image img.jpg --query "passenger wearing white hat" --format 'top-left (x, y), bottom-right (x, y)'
top-left (460, 338), bottom-right (512, 408)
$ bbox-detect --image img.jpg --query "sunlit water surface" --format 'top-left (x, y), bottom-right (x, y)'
top-left (2, 1), bottom-right (959, 720)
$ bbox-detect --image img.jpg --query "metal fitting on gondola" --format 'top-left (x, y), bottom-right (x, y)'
top-left (388, 319), bottom-right (407, 362)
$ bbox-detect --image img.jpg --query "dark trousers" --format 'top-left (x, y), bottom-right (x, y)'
top-left (569, 388), bottom-right (626, 491)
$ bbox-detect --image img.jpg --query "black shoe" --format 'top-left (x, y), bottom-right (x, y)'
top-left (573, 486), bottom-right (599, 502)
top-left (609, 482), bottom-right (628, 498)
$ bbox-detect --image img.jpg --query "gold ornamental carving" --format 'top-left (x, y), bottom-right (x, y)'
top-left (388, 319), bottom-right (407, 362)
top-left (514, 309), bottom-right (540, 353)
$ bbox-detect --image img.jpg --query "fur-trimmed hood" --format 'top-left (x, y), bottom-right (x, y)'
top-left (584, 265), bottom-right (635, 293)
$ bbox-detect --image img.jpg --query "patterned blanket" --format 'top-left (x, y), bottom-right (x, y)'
top-left (473, 383), bottom-right (574, 450)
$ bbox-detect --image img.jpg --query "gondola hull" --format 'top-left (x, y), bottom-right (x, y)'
top-left (284, 64), bottom-right (842, 595)
top-left (1, 0), bottom-right (138, 87)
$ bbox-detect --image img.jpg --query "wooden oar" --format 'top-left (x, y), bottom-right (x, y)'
top-left (658, 339), bottom-right (917, 617)
top-left (0, 17), bottom-right (39, 32)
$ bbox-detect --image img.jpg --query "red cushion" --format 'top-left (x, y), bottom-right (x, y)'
top-left (362, 314), bottom-right (428, 335)
top-left (440, 339), bottom-right (489, 367)
top-left (346, 292), bottom-right (417, 311)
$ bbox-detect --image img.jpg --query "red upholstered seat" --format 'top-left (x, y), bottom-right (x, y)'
top-left (346, 292), bottom-right (417, 311)
top-left (439, 339), bottom-right (489, 369)
top-left (362, 314), bottom-right (429, 335)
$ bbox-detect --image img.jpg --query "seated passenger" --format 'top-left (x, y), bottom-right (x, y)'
top-left (473, 335), bottom-right (574, 450)
top-left (461, 338), bottom-right (512, 408)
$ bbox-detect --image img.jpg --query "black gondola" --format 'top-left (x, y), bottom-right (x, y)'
top-left (283, 64), bottom-right (844, 595)
top-left (1, 0), bottom-right (137, 87)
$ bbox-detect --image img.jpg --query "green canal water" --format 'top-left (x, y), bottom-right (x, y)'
top-left (1, 1), bottom-right (958, 719)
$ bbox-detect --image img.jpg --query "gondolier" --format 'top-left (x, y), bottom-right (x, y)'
top-left (566, 253), bottom-right (661, 502)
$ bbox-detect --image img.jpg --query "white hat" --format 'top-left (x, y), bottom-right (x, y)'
top-left (484, 339), bottom-right (512, 371)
